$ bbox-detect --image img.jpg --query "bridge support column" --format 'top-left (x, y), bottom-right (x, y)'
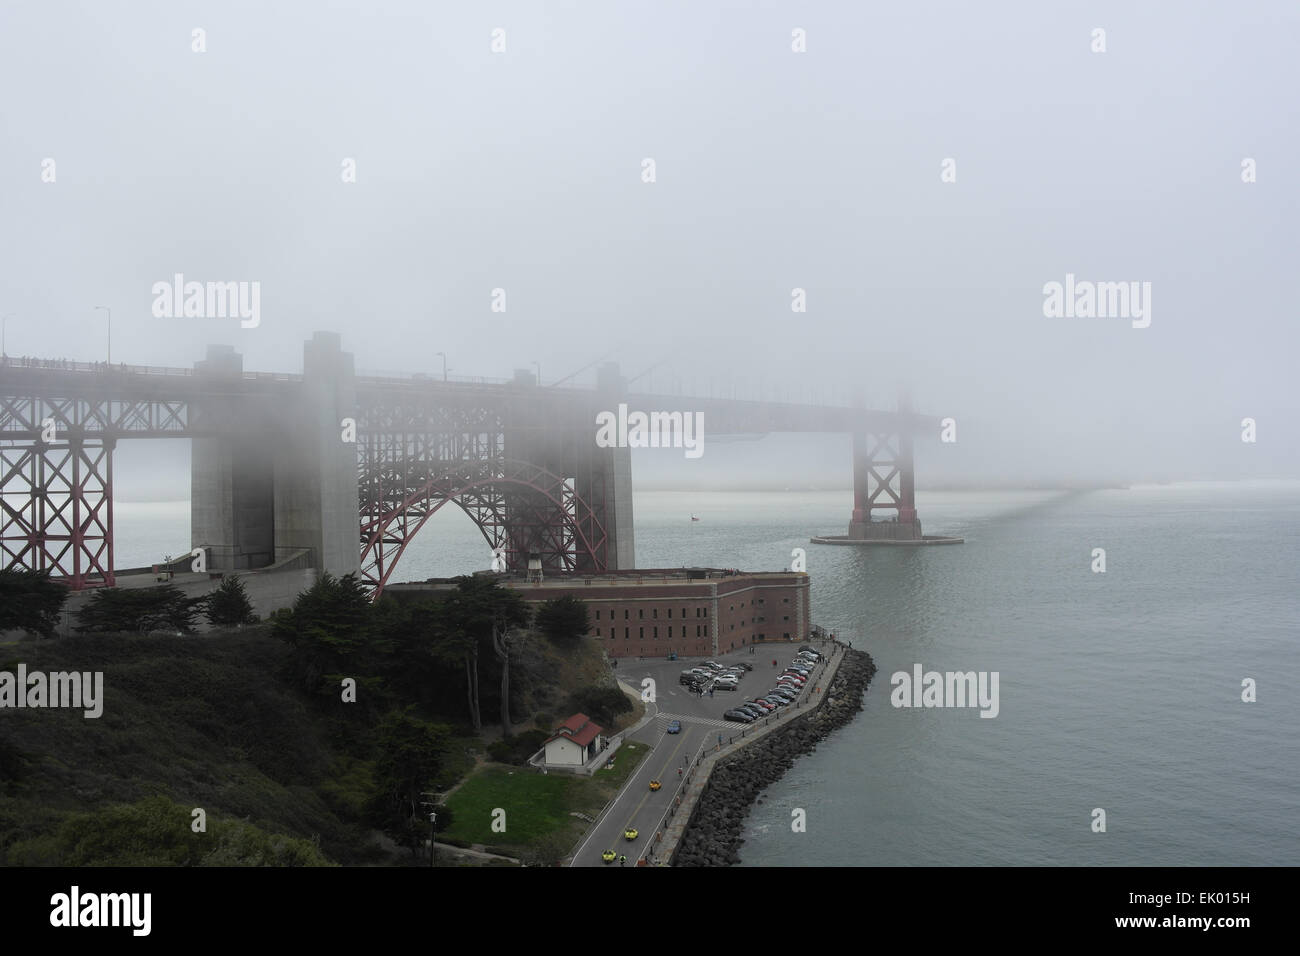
top-left (0, 435), bottom-right (115, 588)
top-left (191, 346), bottom-right (275, 570)
top-left (593, 362), bottom-right (635, 569)
top-left (579, 442), bottom-right (633, 570)
top-left (272, 332), bottom-right (360, 578)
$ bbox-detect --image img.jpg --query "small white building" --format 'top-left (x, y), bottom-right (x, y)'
top-left (542, 713), bottom-right (605, 767)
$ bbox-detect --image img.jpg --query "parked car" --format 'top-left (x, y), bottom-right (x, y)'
top-left (724, 709), bottom-right (754, 723)
top-left (768, 687), bottom-right (797, 700)
top-left (736, 704), bottom-right (764, 719)
top-left (704, 661), bottom-right (725, 671)
top-left (745, 699), bottom-right (774, 713)
top-left (713, 681), bottom-right (738, 691)
top-left (735, 662), bottom-right (754, 671)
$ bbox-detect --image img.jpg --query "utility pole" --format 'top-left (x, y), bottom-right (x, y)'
top-left (436, 351), bottom-right (447, 381)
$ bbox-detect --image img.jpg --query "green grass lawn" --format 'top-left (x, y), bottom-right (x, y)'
top-left (443, 741), bottom-right (650, 859)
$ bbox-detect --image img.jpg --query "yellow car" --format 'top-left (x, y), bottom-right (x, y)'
top-left (624, 827), bottom-right (639, 841)
top-left (649, 779), bottom-right (662, 791)
top-left (602, 849), bottom-right (617, 864)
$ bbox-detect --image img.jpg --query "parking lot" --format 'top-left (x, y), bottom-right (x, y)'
top-left (671, 645), bottom-right (827, 724)
top-left (570, 640), bottom-right (833, 866)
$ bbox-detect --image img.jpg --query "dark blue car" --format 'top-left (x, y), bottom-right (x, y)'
top-left (666, 720), bottom-right (682, 734)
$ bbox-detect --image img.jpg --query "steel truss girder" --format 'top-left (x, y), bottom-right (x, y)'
top-left (0, 393), bottom-right (191, 438)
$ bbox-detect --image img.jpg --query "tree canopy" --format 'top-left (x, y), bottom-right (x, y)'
top-left (534, 594), bottom-right (589, 645)
top-left (203, 575), bottom-right (258, 627)
top-left (75, 584), bottom-right (203, 634)
top-left (0, 568), bottom-right (69, 638)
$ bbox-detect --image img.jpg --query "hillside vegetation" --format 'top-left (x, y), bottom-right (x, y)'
top-left (0, 573), bottom-right (622, 866)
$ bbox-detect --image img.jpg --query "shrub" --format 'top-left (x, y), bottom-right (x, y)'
top-left (0, 568), bottom-right (69, 637)
top-left (75, 585), bottom-right (203, 634)
top-left (203, 575), bottom-right (258, 627)
top-left (3, 796), bottom-right (332, 866)
top-left (486, 729), bottom-right (548, 765)
top-left (567, 684), bottom-right (632, 727)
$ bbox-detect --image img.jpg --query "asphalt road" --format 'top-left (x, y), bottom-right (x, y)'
top-left (570, 642), bottom-right (824, 867)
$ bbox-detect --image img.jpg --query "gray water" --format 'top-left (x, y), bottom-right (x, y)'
top-left (114, 482), bottom-right (1300, 865)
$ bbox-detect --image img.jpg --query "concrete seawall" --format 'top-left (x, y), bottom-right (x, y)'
top-left (668, 645), bottom-right (877, 866)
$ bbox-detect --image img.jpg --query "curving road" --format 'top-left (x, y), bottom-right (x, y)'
top-left (569, 645), bottom-right (815, 866)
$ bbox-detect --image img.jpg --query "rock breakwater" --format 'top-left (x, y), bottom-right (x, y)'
top-left (673, 647), bottom-right (877, 867)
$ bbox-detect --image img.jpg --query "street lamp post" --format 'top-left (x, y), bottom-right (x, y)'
top-left (94, 305), bottom-right (111, 363)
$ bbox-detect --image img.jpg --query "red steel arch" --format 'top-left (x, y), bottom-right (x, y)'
top-left (359, 458), bottom-right (607, 596)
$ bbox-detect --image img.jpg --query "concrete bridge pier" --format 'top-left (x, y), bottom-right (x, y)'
top-left (191, 345), bottom-right (276, 570)
top-left (586, 362), bottom-right (635, 570)
top-left (272, 332), bottom-right (359, 577)
top-left (191, 333), bottom-right (360, 577)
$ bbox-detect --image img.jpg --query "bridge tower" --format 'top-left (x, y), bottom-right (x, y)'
top-left (191, 333), bottom-right (359, 577)
top-left (846, 392), bottom-right (922, 541)
top-left (497, 361), bottom-right (634, 573)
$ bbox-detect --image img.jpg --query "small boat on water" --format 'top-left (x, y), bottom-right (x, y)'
top-left (690, 514), bottom-right (700, 522)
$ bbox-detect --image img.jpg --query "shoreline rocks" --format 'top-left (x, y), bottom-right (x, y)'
top-left (672, 647), bottom-right (877, 867)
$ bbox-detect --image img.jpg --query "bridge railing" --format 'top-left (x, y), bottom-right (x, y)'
top-left (0, 356), bottom-right (303, 382)
top-left (356, 369), bottom-right (514, 386)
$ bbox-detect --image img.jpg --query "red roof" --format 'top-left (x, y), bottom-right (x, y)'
top-left (559, 713), bottom-right (590, 733)
top-left (546, 712), bottom-right (604, 749)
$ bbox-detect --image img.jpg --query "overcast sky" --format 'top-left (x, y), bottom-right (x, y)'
top-left (2, 0), bottom-right (1297, 491)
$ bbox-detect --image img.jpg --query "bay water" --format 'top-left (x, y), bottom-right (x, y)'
top-left (113, 482), bottom-right (1300, 865)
